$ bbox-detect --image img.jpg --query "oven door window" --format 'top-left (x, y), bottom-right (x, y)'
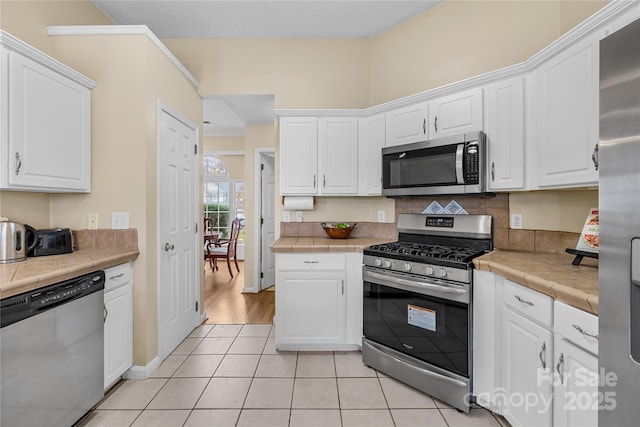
top-left (363, 282), bottom-right (469, 377)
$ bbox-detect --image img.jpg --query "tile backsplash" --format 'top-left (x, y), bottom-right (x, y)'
top-left (73, 228), bottom-right (138, 251)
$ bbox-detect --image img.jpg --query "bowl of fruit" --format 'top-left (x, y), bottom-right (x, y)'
top-left (321, 222), bottom-right (357, 239)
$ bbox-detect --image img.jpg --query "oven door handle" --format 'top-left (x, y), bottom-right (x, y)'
top-left (364, 270), bottom-right (466, 295)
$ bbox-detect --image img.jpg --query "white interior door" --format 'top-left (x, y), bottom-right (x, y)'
top-left (261, 153), bottom-right (276, 290)
top-left (158, 102), bottom-right (200, 359)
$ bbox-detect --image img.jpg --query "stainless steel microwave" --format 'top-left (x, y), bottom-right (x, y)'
top-left (382, 131), bottom-right (488, 197)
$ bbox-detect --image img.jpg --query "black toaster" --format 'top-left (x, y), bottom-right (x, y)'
top-left (27, 228), bottom-right (74, 257)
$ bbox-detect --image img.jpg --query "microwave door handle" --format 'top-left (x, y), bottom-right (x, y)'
top-left (455, 144), bottom-right (465, 184)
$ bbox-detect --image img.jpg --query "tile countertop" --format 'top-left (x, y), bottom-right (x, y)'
top-left (0, 249), bottom-right (139, 300)
top-left (271, 237), bottom-right (395, 253)
top-left (474, 249), bottom-right (598, 316)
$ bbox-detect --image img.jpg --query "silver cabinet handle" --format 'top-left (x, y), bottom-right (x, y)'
top-left (422, 118), bottom-right (426, 134)
top-left (164, 243), bottom-right (175, 251)
top-left (109, 273), bottom-right (125, 280)
top-left (539, 341), bottom-right (547, 369)
top-left (491, 162), bottom-right (495, 182)
top-left (15, 152), bottom-right (22, 175)
top-left (341, 280), bottom-right (344, 295)
top-left (514, 295), bottom-right (535, 306)
top-left (434, 115), bottom-right (438, 133)
top-left (556, 353), bottom-right (565, 384)
top-left (303, 260), bottom-right (319, 264)
top-left (572, 324), bottom-right (599, 340)
top-left (313, 174), bottom-right (316, 188)
top-left (104, 303), bottom-right (108, 324)
top-left (592, 144), bottom-right (599, 171)
top-left (323, 174), bottom-right (326, 188)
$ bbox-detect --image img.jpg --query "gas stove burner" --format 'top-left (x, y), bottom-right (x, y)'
top-left (367, 242), bottom-right (486, 263)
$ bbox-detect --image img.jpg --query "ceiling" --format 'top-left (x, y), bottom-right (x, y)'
top-left (92, 0), bottom-right (443, 135)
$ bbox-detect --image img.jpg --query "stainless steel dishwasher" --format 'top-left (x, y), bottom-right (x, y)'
top-left (1, 271), bottom-right (105, 427)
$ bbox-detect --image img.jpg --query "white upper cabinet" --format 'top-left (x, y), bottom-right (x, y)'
top-left (385, 102), bottom-right (429, 147)
top-left (531, 31), bottom-right (601, 188)
top-left (279, 116), bottom-right (358, 196)
top-left (1, 31), bottom-right (94, 192)
top-left (279, 117), bottom-right (319, 195)
top-left (486, 76), bottom-right (525, 190)
top-left (358, 114), bottom-right (385, 196)
top-left (318, 117), bottom-right (358, 194)
top-left (429, 87), bottom-right (483, 139)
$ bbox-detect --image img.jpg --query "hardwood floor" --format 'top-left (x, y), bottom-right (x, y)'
top-left (203, 261), bottom-right (275, 324)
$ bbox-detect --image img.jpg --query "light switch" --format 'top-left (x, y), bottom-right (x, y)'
top-left (112, 212), bottom-right (129, 229)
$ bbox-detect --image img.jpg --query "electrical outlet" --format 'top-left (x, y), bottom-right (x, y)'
top-left (511, 213), bottom-right (523, 229)
top-left (112, 212), bottom-right (129, 229)
top-left (88, 214), bottom-right (98, 230)
top-left (377, 210), bottom-right (386, 222)
top-left (282, 211), bottom-right (291, 222)
top-left (296, 211), bottom-right (303, 223)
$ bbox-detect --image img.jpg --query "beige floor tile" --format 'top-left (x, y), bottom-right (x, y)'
top-left (214, 354), bottom-right (261, 377)
top-left (269, 325), bottom-right (275, 337)
top-left (172, 354), bottom-right (224, 377)
top-left (255, 354), bottom-right (298, 377)
top-left (149, 355), bottom-right (187, 378)
top-left (147, 378), bottom-right (209, 409)
top-left (238, 324), bottom-right (273, 337)
top-left (335, 352), bottom-right (377, 377)
top-left (189, 325), bottom-right (214, 338)
top-left (494, 413), bottom-right (512, 427)
top-left (184, 409), bottom-right (240, 427)
top-left (81, 410), bottom-right (140, 426)
top-left (228, 337), bottom-right (268, 354)
top-left (440, 407), bottom-right (502, 426)
top-left (262, 337), bottom-right (280, 355)
top-left (289, 409), bottom-right (342, 427)
top-left (434, 398), bottom-right (454, 409)
top-left (192, 337), bottom-right (235, 354)
top-left (236, 409), bottom-right (290, 427)
top-left (341, 409), bottom-right (395, 427)
top-left (378, 377), bottom-right (436, 408)
top-left (98, 379), bottom-right (167, 410)
top-left (130, 409), bottom-right (190, 426)
top-left (292, 378), bottom-right (339, 409)
top-left (195, 377), bottom-right (252, 409)
top-left (171, 337), bottom-right (203, 355)
top-left (243, 378), bottom-right (294, 408)
top-left (208, 324), bottom-right (243, 337)
top-left (390, 409), bottom-right (448, 427)
top-left (296, 354), bottom-right (336, 377)
top-left (337, 378), bottom-right (387, 409)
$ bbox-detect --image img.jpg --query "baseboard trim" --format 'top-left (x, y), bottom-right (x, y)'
top-left (123, 356), bottom-right (161, 380)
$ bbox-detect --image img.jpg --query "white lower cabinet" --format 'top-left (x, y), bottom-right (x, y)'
top-left (104, 263), bottom-right (133, 389)
top-left (275, 252), bottom-right (362, 350)
top-left (474, 271), bottom-right (600, 427)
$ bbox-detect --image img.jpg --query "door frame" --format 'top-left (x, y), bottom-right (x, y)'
top-left (156, 100), bottom-right (202, 361)
top-left (250, 147), bottom-right (276, 293)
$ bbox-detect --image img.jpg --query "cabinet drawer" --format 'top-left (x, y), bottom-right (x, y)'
top-left (277, 253), bottom-right (346, 271)
top-left (503, 279), bottom-right (553, 326)
top-left (554, 301), bottom-right (598, 355)
top-left (104, 263), bottom-right (132, 292)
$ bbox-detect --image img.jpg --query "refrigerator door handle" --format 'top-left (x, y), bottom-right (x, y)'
top-left (631, 238), bottom-right (640, 287)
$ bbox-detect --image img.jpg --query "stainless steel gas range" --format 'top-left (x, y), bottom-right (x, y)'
top-left (362, 213), bottom-right (493, 413)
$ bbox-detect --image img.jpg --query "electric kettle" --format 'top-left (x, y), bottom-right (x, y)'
top-left (0, 220), bottom-right (37, 263)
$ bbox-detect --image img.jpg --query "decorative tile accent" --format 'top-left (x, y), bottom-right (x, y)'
top-left (73, 228), bottom-right (138, 251)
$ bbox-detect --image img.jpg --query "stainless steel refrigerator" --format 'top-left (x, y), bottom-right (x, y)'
top-left (599, 16), bottom-right (640, 426)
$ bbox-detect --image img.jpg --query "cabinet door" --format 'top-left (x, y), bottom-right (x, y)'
top-left (553, 337), bottom-right (598, 427)
top-left (385, 102), bottom-right (429, 147)
top-left (6, 49), bottom-right (91, 192)
top-left (318, 117), bottom-right (358, 194)
top-left (279, 117), bottom-right (318, 195)
top-left (104, 282), bottom-right (133, 389)
top-left (276, 271), bottom-right (346, 345)
top-left (486, 77), bottom-right (525, 190)
top-left (533, 33), bottom-right (600, 188)
top-left (359, 114), bottom-right (385, 195)
top-left (503, 307), bottom-right (553, 427)
top-left (429, 87), bottom-right (483, 138)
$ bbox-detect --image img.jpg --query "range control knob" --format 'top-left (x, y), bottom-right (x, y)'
top-left (425, 266), bottom-right (435, 276)
top-left (403, 263), bottom-right (412, 272)
top-left (374, 258), bottom-right (382, 267)
top-left (439, 268), bottom-right (448, 278)
top-left (384, 259), bottom-right (392, 268)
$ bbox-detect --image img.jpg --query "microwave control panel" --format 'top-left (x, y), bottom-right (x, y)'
top-left (463, 142), bottom-right (480, 184)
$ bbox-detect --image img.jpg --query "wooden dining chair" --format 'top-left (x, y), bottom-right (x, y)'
top-left (205, 217), bottom-right (242, 277)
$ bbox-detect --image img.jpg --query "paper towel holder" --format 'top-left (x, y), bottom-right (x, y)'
top-left (281, 196), bottom-right (317, 207)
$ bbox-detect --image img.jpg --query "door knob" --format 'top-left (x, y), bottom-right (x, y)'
top-left (164, 243), bottom-right (174, 251)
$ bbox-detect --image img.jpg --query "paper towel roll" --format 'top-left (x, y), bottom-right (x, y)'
top-left (283, 196), bottom-right (315, 211)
